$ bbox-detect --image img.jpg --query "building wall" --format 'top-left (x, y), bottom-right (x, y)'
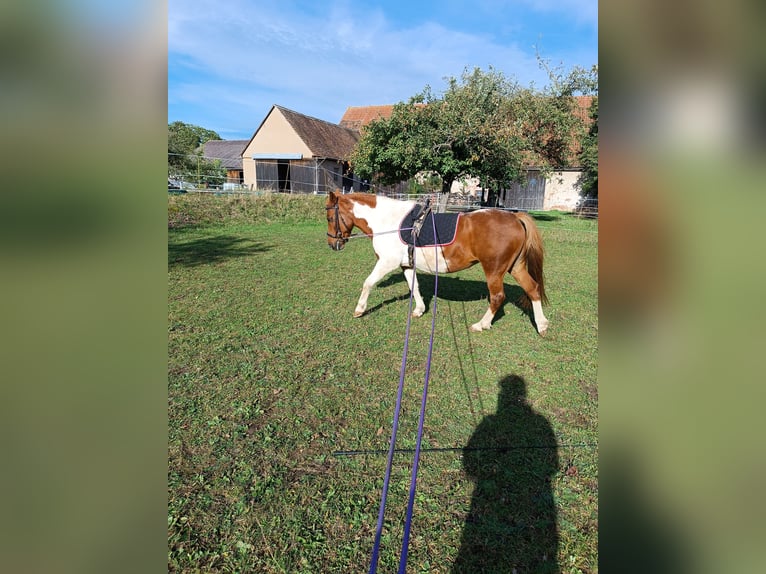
top-left (241, 107), bottom-right (314, 189)
top-left (543, 170), bottom-right (582, 211)
top-left (448, 169), bottom-right (583, 211)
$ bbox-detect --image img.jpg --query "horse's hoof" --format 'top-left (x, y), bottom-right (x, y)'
top-left (353, 310), bottom-right (365, 318)
top-left (412, 310), bottom-right (425, 318)
top-left (538, 328), bottom-right (548, 337)
top-left (469, 323), bottom-right (484, 333)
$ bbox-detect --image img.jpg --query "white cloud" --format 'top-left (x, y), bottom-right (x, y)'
top-left (169, 0), bottom-right (593, 135)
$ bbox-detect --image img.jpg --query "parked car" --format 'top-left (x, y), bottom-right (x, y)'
top-left (169, 179), bottom-right (196, 192)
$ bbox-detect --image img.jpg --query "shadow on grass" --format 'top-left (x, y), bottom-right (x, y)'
top-left (368, 273), bottom-right (535, 330)
top-left (529, 212), bottom-right (563, 222)
top-left (453, 374), bottom-right (560, 573)
top-left (168, 234), bottom-right (272, 267)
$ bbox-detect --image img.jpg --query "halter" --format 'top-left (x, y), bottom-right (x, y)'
top-left (326, 202), bottom-right (371, 247)
top-left (325, 203), bottom-right (350, 250)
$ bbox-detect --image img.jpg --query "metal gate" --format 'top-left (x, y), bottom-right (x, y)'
top-left (500, 170), bottom-right (545, 210)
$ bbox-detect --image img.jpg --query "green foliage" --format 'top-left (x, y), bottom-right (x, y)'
top-left (351, 64), bottom-right (598, 195)
top-left (350, 100), bottom-right (435, 187)
top-left (351, 68), bottom-right (518, 193)
top-left (578, 97), bottom-right (599, 198)
top-left (168, 121), bottom-right (225, 186)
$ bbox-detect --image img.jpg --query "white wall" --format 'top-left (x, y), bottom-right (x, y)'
top-left (543, 170), bottom-right (582, 211)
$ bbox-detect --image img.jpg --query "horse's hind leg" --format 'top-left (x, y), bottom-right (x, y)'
top-left (510, 266), bottom-right (549, 336)
top-left (470, 272), bottom-right (506, 332)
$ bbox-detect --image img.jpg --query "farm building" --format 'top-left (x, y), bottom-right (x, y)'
top-left (241, 105), bottom-right (364, 194)
top-left (201, 139), bottom-right (248, 186)
top-left (339, 96), bottom-right (595, 211)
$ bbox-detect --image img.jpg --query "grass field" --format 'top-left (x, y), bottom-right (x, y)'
top-left (168, 193), bottom-right (598, 573)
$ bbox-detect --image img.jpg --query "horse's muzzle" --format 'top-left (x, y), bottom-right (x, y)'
top-left (329, 238), bottom-right (346, 251)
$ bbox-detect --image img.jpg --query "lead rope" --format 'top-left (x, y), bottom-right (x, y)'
top-left (368, 210), bottom-right (439, 574)
top-left (398, 211), bottom-right (438, 573)
top-left (368, 236), bottom-right (418, 574)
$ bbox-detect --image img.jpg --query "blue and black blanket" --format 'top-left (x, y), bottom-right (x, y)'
top-left (398, 205), bottom-right (462, 248)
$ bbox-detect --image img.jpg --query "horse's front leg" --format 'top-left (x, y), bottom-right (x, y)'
top-left (403, 267), bottom-right (426, 318)
top-left (354, 258), bottom-right (399, 318)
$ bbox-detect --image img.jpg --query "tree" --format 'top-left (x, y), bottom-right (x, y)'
top-left (167, 121), bottom-right (223, 186)
top-left (350, 64), bottom-right (597, 196)
top-left (351, 67), bottom-right (520, 194)
top-left (349, 100), bottom-right (432, 189)
top-left (503, 63), bottom-right (597, 178)
top-left (578, 96), bottom-right (598, 198)
top-left (432, 67), bottom-right (520, 193)
top-left (532, 61), bottom-right (598, 198)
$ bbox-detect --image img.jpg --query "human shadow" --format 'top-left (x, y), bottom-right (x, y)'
top-left (168, 234), bottom-right (272, 267)
top-left (453, 375), bottom-right (560, 573)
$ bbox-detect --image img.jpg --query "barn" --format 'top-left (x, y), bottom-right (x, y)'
top-left (201, 139), bottom-right (248, 186)
top-left (241, 105), bottom-right (363, 194)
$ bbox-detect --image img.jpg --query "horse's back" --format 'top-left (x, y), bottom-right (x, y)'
top-left (461, 209), bottom-right (527, 241)
top-left (435, 209), bottom-right (524, 272)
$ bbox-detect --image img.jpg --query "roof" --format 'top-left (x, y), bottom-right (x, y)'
top-left (567, 95), bottom-right (596, 160)
top-left (341, 97), bottom-right (595, 130)
top-left (572, 95), bottom-right (595, 122)
top-left (339, 105), bottom-right (398, 131)
top-left (275, 105), bottom-right (360, 160)
top-left (201, 139), bottom-right (248, 170)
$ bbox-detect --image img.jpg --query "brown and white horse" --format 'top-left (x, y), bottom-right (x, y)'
top-left (325, 191), bottom-right (549, 334)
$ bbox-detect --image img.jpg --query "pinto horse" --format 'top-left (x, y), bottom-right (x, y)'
top-left (325, 191), bottom-right (549, 334)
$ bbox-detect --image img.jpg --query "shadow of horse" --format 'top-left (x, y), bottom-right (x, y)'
top-left (366, 273), bottom-right (536, 330)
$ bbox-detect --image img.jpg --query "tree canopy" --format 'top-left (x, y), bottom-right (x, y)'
top-left (350, 63), bottom-right (598, 195)
top-left (577, 96), bottom-right (598, 198)
top-left (167, 121), bottom-right (225, 187)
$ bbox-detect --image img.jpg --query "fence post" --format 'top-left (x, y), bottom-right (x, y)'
top-left (436, 192), bottom-right (448, 213)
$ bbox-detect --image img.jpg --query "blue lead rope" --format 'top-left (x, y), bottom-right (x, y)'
top-left (369, 211), bottom-right (439, 574)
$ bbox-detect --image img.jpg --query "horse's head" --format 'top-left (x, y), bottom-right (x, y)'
top-left (325, 190), bottom-right (353, 251)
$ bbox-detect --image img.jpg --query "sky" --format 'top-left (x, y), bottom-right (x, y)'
top-left (168, 0), bottom-right (597, 140)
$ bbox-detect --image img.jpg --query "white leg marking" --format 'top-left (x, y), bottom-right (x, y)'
top-left (403, 268), bottom-right (426, 317)
top-left (532, 299), bottom-right (549, 335)
top-left (470, 308), bottom-right (495, 332)
top-left (354, 259), bottom-right (398, 317)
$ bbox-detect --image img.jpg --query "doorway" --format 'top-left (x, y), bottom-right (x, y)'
top-left (277, 160), bottom-right (291, 193)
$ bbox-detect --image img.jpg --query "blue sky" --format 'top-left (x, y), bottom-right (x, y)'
top-left (168, 0), bottom-right (597, 140)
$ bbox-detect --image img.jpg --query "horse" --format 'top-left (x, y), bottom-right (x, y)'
top-left (325, 191), bottom-right (549, 334)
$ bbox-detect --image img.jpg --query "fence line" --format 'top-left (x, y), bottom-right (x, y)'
top-left (170, 155), bottom-right (597, 219)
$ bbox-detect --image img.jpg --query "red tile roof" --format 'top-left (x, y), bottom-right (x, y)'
top-left (339, 105), bottom-right (398, 131)
top-left (340, 96), bottom-right (594, 131)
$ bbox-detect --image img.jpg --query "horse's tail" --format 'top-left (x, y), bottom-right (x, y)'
top-left (514, 212), bottom-right (548, 307)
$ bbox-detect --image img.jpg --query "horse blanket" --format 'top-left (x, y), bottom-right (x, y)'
top-left (398, 205), bottom-right (462, 248)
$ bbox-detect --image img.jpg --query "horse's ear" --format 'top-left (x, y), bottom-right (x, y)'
top-left (328, 190), bottom-right (338, 204)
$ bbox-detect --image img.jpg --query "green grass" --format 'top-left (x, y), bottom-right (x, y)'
top-left (168, 193), bottom-right (598, 573)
